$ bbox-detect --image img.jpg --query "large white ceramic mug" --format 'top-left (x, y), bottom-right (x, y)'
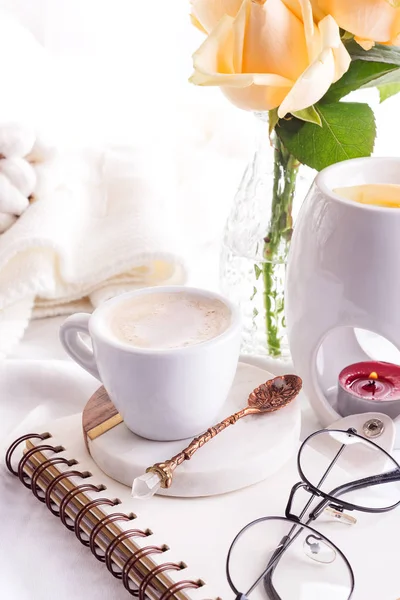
top-left (286, 157), bottom-right (400, 438)
top-left (59, 286), bottom-right (241, 441)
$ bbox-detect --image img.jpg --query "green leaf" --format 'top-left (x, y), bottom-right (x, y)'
top-left (341, 30), bottom-right (354, 41)
top-left (254, 264), bottom-right (262, 280)
top-left (323, 60), bottom-right (400, 103)
top-left (361, 65), bottom-right (400, 88)
top-left (292, 105), bottom-right (322, 126)
top-left (268, 108), bottom-right (279, 136)
top-left (379, 82), bottom-right (400, 101)
top-left (277, 102), bottom-right (376, 171)
top-left (345, 40), bottom-right (400, 65)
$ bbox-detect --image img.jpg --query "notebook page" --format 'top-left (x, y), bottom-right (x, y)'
top-left (18, 413), bottom-right (400, 600)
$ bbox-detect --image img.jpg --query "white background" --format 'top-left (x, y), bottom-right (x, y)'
top-left (0, 0), bottom-right (399, 269)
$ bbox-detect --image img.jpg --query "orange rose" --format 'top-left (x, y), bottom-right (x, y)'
top-left (190, 0), bottom-right (350, 117)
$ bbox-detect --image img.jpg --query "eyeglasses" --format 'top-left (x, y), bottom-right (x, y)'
top-left (226, 428), bottom-right (400, 599)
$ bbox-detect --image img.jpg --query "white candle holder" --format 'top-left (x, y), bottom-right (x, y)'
top-left (286, 157), bottom-right (400, 446)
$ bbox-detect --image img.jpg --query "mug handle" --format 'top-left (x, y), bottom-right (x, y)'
top-left (59, 313), bottom-right (101, 381)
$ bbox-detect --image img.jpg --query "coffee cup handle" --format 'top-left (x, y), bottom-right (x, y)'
top-left (59, 313), bottom-right (101, 381)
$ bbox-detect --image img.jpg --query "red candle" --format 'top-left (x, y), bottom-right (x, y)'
top-left (338, 361), bottom-right (400, 419)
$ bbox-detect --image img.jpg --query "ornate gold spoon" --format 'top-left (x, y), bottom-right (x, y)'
top-left (132, 374), bottom-right (302, 499)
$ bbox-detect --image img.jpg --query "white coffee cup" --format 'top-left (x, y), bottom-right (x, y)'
top-left (59, 286), bottom-right (241, 441)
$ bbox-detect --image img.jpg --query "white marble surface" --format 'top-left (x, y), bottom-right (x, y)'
top-left (88, 361), bottom-right (301, 496)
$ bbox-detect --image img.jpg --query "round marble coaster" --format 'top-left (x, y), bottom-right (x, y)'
top-left (82, 358), bottom-right (301, 497)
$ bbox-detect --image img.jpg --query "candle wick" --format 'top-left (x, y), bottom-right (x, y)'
top-left (370, 379), bottom-right (376, 396)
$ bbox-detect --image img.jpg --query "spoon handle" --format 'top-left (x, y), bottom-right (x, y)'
top-left (146, 406), bottom-right (253, 489)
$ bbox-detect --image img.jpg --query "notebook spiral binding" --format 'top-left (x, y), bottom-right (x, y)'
top-left (6, 433), bottom-right (203, 599)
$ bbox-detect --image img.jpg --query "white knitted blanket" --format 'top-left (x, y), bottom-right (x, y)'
top-left (0, 145), bottom-right (186, 357)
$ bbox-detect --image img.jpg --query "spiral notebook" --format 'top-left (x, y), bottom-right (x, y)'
top-left (5, 412), bottom-right (396, 600)
top-left (4, 412), bottom-right (303, 599)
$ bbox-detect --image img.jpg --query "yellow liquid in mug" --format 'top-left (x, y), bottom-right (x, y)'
top-left (334, 184), bottom-right (400, 208)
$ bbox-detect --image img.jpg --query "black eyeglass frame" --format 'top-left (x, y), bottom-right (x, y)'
top-left (226, 515), bottom-right (355, 599)
top-left (226, 427), bottom-right (400, 600)
top-left (295, 428), bottom-right (400, 515)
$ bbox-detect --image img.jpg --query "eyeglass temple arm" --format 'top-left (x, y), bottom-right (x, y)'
top-left (262, 537), bottom-right (289, 600)
top-left (309, 468), bottom-right (400, 520)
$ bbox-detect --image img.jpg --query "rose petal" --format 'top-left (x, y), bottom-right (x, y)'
top-left (332, 40), bottom-right (352, 81)
top-left (354, 36), bottom-right (376, 50)
top-left (243, 0), bottom-right (309, 80)
top-left (278, 13), bottom-right (349, 116)
top-left (190, 15), bottom-right (250, 86)
top-left (318, 14), bottom-right (350, 81)
top-left (297, 0), bottom-right (316, 59)
top-left (318, 14), bottom-right (342, 48)
top-left (190, 13), bottom-right (208, 34)
top-left (190, 0), bottom-right (244, 33)
top-left (281, 0), bottom-right (304, 19)
top-left (278, 47), bottom-right (336, 117)
top-left (191, 13), bottom-right (293, 89)
top-left (222, 81), bottom-right (292, 111)
top-left (318, 0), bottom-right (400, 45)
top-left (232, 0), bottom-right (248, 73)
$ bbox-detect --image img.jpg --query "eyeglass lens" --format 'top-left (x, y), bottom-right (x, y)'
top-left (227, 516), bottom-right (353, 600)
top-left (299, 429), bottom-right (400, 511)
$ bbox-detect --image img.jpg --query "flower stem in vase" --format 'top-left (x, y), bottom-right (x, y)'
top-left (262, 134), bottom-right (299, 357)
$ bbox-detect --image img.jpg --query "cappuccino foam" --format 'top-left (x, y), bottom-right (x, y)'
top-left (108, 291), bottom-right (231, 349)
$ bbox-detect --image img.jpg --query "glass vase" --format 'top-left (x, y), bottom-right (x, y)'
top-left (220, 113), bottom-right (312, 360)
